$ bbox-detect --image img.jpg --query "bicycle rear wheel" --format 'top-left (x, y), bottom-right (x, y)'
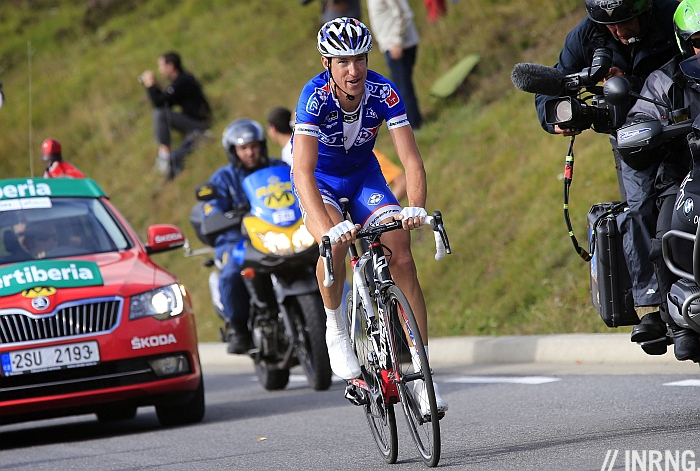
top-left (345, 290), bottom-right (398, 464)
top-left (387, 285), bottom-right (441, 467)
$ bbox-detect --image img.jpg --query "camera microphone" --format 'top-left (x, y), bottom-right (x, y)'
top-left (510, 63), bottom-right (566, 96)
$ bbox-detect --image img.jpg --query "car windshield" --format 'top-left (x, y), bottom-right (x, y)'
top-left (0, 197), bottom-right (132, 264)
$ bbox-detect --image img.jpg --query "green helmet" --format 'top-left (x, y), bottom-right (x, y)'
top-left (675, 0), bottom-right (700, 57)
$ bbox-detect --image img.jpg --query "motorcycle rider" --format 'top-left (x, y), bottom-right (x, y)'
top-left (292, 17), bottom-right (447, 413)
top-left (203, 118), bottom-right (289, 354)
top-left (534, 0), bottom-right (678, 352)
top-left (620, 0), bottom-right (700, 362)
top-left (41, 138), bottom-right (85, 179)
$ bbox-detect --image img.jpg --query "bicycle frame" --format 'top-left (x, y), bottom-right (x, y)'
top-left (321, 207), bottom-right (451, 398)
top-left (346, 237), bottom-right (401, 405)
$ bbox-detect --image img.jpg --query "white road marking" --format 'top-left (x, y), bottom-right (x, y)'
top-left (445, 376), bottom-right (561, 385)
top-left (663, 379), bottom-right (700, 387)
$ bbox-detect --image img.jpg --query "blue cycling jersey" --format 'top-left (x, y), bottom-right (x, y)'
top-left (294, 69), bottom-right (409, 175)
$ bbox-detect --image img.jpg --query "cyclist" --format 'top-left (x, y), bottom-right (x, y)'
top-left (292, 17), bottom-right (447, 412)
top-left (203, 118), bottom-right (289, 354)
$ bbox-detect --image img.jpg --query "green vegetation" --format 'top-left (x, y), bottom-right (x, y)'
top-left (0, 0), bottom-right (626, 340)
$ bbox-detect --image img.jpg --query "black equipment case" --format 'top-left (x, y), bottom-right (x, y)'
top-left (588, 203), bottom-right (639, 327)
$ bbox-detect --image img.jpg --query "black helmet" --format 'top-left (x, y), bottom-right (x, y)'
top-left (221, 118), bottom-right (268, 168)
top-left (585, 0), bottom-right (652, 25)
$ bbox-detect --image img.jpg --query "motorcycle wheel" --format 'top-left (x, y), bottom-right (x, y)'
top-left (289, 293), bottom-right (332, 391)
top-left (254, 361), bottom-right (290, 391)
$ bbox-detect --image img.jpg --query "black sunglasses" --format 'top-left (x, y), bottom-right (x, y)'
top-left (690, 38), bottom-right (700, 50)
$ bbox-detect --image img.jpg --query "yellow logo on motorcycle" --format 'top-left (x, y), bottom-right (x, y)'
top-left (255, 176), bottom-right (295, 209)
top-left (264, 191), bottom-right (295, 209)
top-left (203, 203), bottom-right (214, 216)
top-left (22, 286), bottom-right (57, 298)
top-left (197, 185), bottom-right (214, 199)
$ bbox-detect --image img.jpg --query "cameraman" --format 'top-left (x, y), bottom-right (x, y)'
top-left (534, 0), bottom-right (678, 349)
top-left (620, 0), bottom-right (700, 362)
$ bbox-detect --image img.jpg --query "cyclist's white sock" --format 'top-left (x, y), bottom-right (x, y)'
top-left (325, 306), bottom-right (361, 380)
top-left (411, 345), bottom-right (448, 414)
top-left (409, 345), bottom-right (429, 373)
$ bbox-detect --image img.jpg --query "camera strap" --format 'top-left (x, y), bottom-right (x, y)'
top-left (562, 136), bottom-right (592, 262)
top-left (563, 136), bottom-right (627, 262)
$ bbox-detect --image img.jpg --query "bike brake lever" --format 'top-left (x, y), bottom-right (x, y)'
top-left (320, 235), bottom-right (335, 287)
top-left (431, 211), bottom-right (452, 254)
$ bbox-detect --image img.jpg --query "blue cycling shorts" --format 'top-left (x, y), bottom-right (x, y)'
top-left (292, 159), bottom-right (401, 228)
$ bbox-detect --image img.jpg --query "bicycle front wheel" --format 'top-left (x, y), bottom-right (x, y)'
top-left (387, 285), bottom-right (441, 467)
top-left (345, 289), bottom-right (398, 464)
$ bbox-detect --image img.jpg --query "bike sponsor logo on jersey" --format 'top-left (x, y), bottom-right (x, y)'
top-left (307, 85), bottom-right (330, 117)
top-left (356, 125), bottom-right (381, 146)
top-left (326, 110), bottom-right (339, 123)
top-left (320, 130), bottom-right (344, 147)
top-left (368, 193), bottom-right (384, 206)
top-left (379, 84), bottom-right (400, 108)
top-left (131, 333), bottom-right (177, 350)
top-left (365, 107), bottom-right (379, 120)
top-left (0, 261), bottom-right (103, 296)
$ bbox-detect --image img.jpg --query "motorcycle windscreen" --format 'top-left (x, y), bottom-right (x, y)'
top-left (241, 166), bottom-right (300, 228)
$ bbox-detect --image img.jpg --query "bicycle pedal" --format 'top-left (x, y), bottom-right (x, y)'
top-left (344, 384), bottom-right (369, 406)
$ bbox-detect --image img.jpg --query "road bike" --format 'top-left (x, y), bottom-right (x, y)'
top-left (320, 203), bottom-right (451, 467)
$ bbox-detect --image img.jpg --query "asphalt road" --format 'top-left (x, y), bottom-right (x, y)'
top-left (2, 359), bottom-right (700, 471)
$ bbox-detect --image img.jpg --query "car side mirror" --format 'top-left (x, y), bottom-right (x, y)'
top-left (146, 224), bottom-right (186, 254)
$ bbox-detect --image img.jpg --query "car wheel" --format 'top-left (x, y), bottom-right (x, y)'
top-left (155, 377), bottom-right (205, 427)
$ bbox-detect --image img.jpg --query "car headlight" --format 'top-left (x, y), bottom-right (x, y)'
top-left (130, 284), bottom-right (184, 320)
top-left (261, 231), bottom-right (293, 255)
top-left (292, 224), bottom-right (316, 253)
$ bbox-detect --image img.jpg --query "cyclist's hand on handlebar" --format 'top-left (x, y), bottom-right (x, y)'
top-left (396, 207), bottom-right (427, 230)
top-left (325, 220), bottom-right (358, 245)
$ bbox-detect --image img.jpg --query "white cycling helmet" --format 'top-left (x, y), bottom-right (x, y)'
top-left (317, 17), bottom-right (373, 57)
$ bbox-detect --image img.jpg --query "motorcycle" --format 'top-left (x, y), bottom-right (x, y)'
top-left (601, 76), bottom-right (700, 346)
top-left (512, 52), bottom-right (700, 355)
top-left (187, 165), bottom-right (332, 391)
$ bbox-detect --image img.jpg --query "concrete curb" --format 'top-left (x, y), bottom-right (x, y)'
top-left (198, 333), bottom-right (683, 368)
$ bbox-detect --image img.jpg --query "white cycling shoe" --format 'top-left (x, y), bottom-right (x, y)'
top-left (326, 309), bottom-right (361, 380)
top-left (414, 380), bottom-right (449, 417)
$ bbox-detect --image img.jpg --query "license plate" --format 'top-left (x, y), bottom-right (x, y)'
top-left (1, 341), bottom-right (100, 376)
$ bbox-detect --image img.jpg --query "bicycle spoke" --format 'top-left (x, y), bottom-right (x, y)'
top-left (345, 290), bottom-right (398, 464)
top-left (387, 285), bottom-right (441, 468)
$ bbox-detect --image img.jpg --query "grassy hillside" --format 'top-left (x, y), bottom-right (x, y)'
top-left (0, 0), bottom-right (624, 340)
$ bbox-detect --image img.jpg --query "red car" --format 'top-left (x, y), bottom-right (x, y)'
top-left (0, 177), bottom-right (204, 427)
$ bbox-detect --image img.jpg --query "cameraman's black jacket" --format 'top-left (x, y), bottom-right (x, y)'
top-left (621, 54), bottom-right (697, 191)
top-left (534, 0), bottom-right (677, 135)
